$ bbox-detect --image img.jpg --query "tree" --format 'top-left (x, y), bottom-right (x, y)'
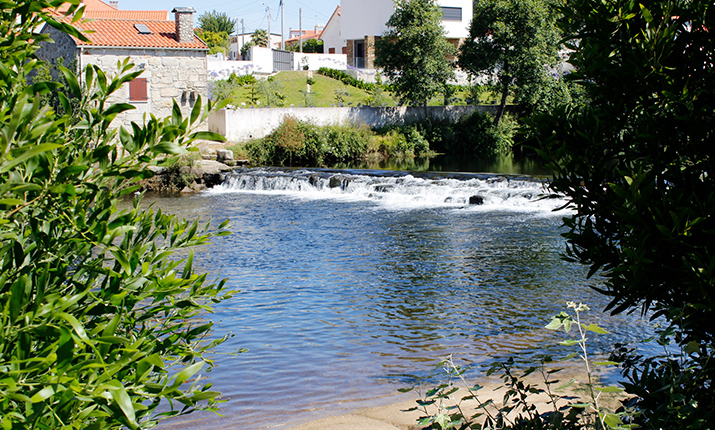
top-left (458, 0), bottom-right (566, 125)
top-left (198, 10), bottom-right (236, 34)
top-left (1, 1), bottom-right (233, 428)
top-left (195, 29), bottom-right (230, 56)
top-left (241, 29), bottom-right (270, 57)
top-left (250, 29), bottom-right (269, 48)
top-left (374, 0), bottom-right (454, 106)
top-left (534, 0), bottom-right (715, 426)
top-left (286, 38), bottom-right (324, 53)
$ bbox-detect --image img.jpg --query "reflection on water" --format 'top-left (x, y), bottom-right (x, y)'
top-left (329, 154), bottom-right (551, 177)
top-left (152, 169), bottom-right (653, 430)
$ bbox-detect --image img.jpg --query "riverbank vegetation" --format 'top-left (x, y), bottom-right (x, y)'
top-left (239, 112), bottom-right (517, 167)
top-left (1, 2), bottom-right (232, 428)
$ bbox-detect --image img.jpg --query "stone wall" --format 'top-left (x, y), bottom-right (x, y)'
top-left (209, 105), bottom-right (499, 142)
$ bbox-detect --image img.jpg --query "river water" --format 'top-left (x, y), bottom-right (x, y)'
top-left (153, 167), bottom-right (655, 430)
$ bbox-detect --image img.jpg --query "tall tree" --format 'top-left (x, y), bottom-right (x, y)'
top-left (535, 0), bottom-right (715, 425)
top-left (374, 0), bottom-right (454, 106)
top-left (458, 0), bottom-right (565, 125)
top-left (198, 10), bottom-right (236, 34)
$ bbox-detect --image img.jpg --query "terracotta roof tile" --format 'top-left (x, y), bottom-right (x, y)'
top-left (83, 10), bottom-right (169, 20)
top-left (70, 19), bottom-right (207, 49)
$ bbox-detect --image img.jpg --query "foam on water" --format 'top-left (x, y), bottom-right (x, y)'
top-left (209, 167), bottom-right (567, 213)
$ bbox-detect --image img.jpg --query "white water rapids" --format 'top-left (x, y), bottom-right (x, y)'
top-left (209, 168), bottom-right (567, 212)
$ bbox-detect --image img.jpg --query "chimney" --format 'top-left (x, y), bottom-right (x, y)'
top-left (109, 1), bottom-right (119, 8)
top-left (172, 7), bottom-right (196, 44)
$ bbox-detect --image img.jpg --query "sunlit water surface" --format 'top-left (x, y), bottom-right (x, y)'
top-left (151, 168), bottom-right (655, 430)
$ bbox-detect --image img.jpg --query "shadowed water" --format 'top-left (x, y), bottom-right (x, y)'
top-left (152, 168), bottom-right (654, 430)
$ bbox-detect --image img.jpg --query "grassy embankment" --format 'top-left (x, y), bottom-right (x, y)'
top-left (211, 70), bottom-right (497, 108)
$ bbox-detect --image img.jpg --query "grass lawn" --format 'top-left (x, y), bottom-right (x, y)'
top-left (214, 71), bottom-right (498, 108)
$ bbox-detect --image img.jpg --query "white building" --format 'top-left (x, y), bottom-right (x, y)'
top-left (319, 6), bottom-right (344, 54)
top-left (340, 0), bottom-right (472, 68)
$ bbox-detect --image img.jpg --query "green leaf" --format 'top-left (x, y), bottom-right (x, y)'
top-left (31, 386), bottom-right (55, 403)
top-left (1, 143), bottom-right (62, 173)
top-left (106, 380), bottom-right (138, 428)
top-left (57, 312), bottom-right (89, 341)
top-left (583, 323), bottom-right (608, 334)
top-left (190, 131), bottom-right (226, 142)
top-left (171, 362), bottom-right (203, 388)
top-left (596, 386), bottom-right (624, 393)
top-left (602, 412), bottom-right (622, 427)
top-left (151, 142), bottom-right (187, 155)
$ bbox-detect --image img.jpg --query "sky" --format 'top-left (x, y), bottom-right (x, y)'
top-left (114, 0), bottom-right (339, 37)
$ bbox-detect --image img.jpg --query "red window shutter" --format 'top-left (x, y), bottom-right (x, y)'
top-left (129, 78), bottom-right (148, 101)
top-left (341, 47), bottom-right (347, 54)
top-left (329, 47), bottom-right (336, 54)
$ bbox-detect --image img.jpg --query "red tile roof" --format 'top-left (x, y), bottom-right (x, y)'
top-left (53, 0), bottom-right (118, 14)
top-left (83, 10), bottom-right (169, 20)
top-left (70, 19), bottom-right (207, 49)
top-left (285, 30), bottom-right (321, 44)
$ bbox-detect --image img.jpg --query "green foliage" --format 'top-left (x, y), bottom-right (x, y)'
top-left (195, 29), bottom-right (230, 56)
top-left (374, 0), bottom-right (455, 106)
top-left (317, 68), bottom-right (380, 92)
top-left (228, 73), bottom-right (256, 86)
top-left (416, 111), bottom-right (516, 157)
top-left (31, 56), bottom-right (78, 116)
top-left (245, 116), bottom-right (374, 166)
top-left (533, 0), bottom-right (715, 426)
top-left (1, 2), bottom-right (232, 428)
top-left (250, 29), bottom-right (269, 48)
top-left (407, 303), bottom-right (632, 430)
top-left (197, 10), bottom-right (236, 34)
top-left (257, 77), bottom-right (286, 107)
top-left (458, 0), bottom-right (568, 124)
top-left (286, 39), bottom-right (324, 53)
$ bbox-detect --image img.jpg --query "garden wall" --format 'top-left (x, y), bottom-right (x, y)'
top-left (209, 105), bottom-right (499, 142)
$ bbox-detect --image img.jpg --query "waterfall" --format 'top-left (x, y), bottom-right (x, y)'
top-left (209, 167), bottom-right (566, 212)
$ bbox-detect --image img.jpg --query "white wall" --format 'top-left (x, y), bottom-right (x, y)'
top-left (439, 0), bottom-right (472, 39)
top-left (341, 0), bottom-right (471, 40)
top-left (341, 0), bottom-right (394, 40)
top-left (207, 46), bottom-right (274, 79)
top-left (209, 105), bottom-right (497, 142)
top-left (293, 53), bottom-right (348, 71)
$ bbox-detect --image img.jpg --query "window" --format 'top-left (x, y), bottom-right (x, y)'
top-left (440, 6), bottom-right (462, 21)
top-left (129, 78), bottom-right (148, 102)
top-left (329, 47), bottom-right (336, 54)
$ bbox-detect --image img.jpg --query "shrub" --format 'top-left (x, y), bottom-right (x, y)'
top-left (1, 3), bottom-right (233, 428)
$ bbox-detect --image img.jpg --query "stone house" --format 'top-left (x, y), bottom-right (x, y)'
top-left (38, 5), bottom-right (208, 126)
top-left (340, 0), bottom-right (472, 69)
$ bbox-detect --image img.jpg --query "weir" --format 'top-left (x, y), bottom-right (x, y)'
top-left (211, 167), bottom-right (565, 212)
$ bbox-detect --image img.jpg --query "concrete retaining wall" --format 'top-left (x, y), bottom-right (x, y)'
top-left (209, 105), bottom-right (498, 142)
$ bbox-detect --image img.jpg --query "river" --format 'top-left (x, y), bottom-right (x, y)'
top-left (152, 167), bottom-right (654, 429)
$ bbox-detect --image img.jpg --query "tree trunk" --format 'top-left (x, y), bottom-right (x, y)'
top-left (494, 61), bottom-right (509, 127)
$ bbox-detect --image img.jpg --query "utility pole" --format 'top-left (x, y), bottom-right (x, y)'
top-left (280, 0), bottom-right (284, 50)
top-left (264, 4), bottom-right (271, 48)
top-left (299, 8), bottom-right (302, 53)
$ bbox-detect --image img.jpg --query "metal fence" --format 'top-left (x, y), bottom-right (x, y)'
top-left (273, 50), bottom-right (294, 71)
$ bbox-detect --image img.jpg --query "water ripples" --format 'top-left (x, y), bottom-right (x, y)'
top-left (150, 171), bottom-right (655, 430)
